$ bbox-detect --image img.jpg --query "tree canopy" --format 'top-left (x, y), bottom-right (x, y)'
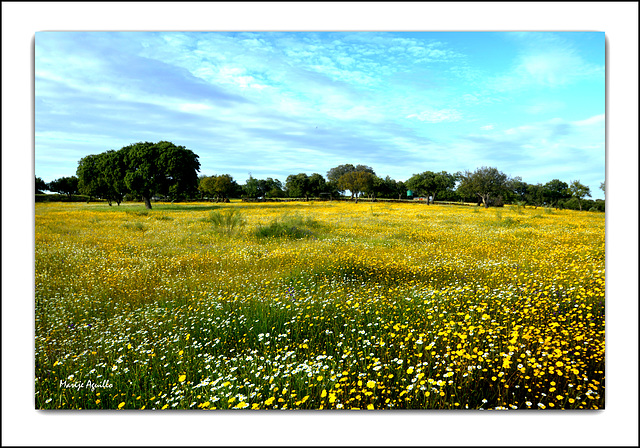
top-left (457, 167), bottom-right (510, 208)
top-left (75, 141), bottom-right (200, 208)
top-left (48, 176), bottom-right (79, 197)
top-left (406, 171), bottom-right (457, 205)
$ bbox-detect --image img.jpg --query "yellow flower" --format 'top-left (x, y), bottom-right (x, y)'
top-left (265, 397), bottom-right (275, 406)
top-left (407, 367), bottom-right (414, 374)
top-left (367, 404), bottom-right (374, 410)
top-left (366, 380), bottom-right (376, 389)
top-left (118, 402), bottom-right (125, 409)
top-left (178, 350), bottom-right (184, 356)
top-left (179, 374), bottom-right (186, 383)
top-left (53, 361), bottom-right (59, 367)
top-left (162, 404), bottom-right (169, 409)
top-left (321, 390), bottom-right (327, 398)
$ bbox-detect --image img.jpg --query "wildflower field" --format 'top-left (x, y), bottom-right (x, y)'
top-left (35, 200), bottom-right (605, 410)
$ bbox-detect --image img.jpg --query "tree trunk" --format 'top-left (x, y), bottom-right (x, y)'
top-left (143, 195), bottom-right (152, 209)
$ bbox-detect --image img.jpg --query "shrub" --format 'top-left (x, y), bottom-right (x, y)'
top-left (204, 209), bottom-right (245, 234)
top-left (254, 214), bottom-right (323, 239)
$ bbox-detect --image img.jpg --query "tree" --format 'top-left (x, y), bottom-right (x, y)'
top-left (77, 154), bottom-right (106, 201)
top-left (543, 179), bottom-right (571, 209)
top-left (507, 177), bottom-right (529, 204)
top-left (456, 167), bottom-right (509, 208)
top-left (263, 178), bottom-right (285, 198)
top-left (243, 173), bottom-right (262, 199)
top-left (338, 170), bottom-right (374, 203)
top-left (327, 164), bottom-right (356, 185)
top-left (569, 180), bottom-right (591, 211)
top-left (286, 173), bottom-right (311, 200)
top-left (600, 181), bottom-right (605, 197)
top-left (98, 150), bottom-right (128, 205)
top-left (327, 164), bottom-right (375, 197)
top-left (123, 141), bottom-right (200, 209)
top-left (35, 176), bottom-right (48, 194)
top-left (406, 171), bottom-right (456, 204)
top-left (199, 174), bottom-right (235, 202)
top-left (48, 176), bottom-right (79, 197)
top-left (308, 173), bottom-right (327, 199)
top-left (524, 183), bottom-right (546, 208)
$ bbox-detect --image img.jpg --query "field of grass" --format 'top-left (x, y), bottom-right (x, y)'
top-left (35, 200), bottom-right (605, 410)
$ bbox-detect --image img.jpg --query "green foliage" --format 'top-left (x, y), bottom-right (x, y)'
top-left (569, 180), bottom-right (592, 211)
top-left (204, 209), bottom-right (246, 234)
top-left (35, 176), bottom-right (48, 194)
top-left (457, 167), bottom-right (509, 208)
top-left (48, 176), bottom-right (79, 197)
top-left (543, 179), bottom-right (571, 208)
top-left (338, 170), bottom-right (375, 202)
top-left (76, 141), bottom-right (200, 209)
top-left (406, 171), bottom-right (456, 204)
top-left (122, 221), bottom-right (148, 234)
top-left (286, 173), bottom-right (311, 199)
top-left (123, 141), bottom-right (200, 208)
top-left (254, 215), bottom-right (323, 239)
top-left (199, 174), bottom-right (235, 201)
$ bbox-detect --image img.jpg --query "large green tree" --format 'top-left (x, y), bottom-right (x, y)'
top-left (199, 174), bottom-right (235, 202)
top-left (406, 171), bottom-right (456, 205)
top-left (286, 173), bottom-right (311, 200)
top-left (338, 170), bottom-right (374, 203)
top-left (262, 178), bottom-right (285, 198)
top-left (327, 164), bottom-right (375, 197)
top-left (543, 179), bottom-right (571, 209)
top-left (457, 167), bottom-right (509, 208)
top-left (123, 141), bottom-right (200, 209)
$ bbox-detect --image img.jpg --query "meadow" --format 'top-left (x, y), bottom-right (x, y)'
top-left (35, 200), bottom-right (605, 410)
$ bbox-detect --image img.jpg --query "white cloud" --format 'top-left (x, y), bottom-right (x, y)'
top-left (406, 108), bottom-right (462, 123)
top-left (573, 113), bottom-right (605, 127)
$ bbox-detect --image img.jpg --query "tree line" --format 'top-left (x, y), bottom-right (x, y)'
top-left (36, 141), bottom-right (605, 212)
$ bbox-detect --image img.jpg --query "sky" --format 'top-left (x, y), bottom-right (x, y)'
top-left (35, 31), bottom-right (606, 198)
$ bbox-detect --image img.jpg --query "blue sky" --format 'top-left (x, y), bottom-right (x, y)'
top-left (35, 31), bottom-right (605, 198)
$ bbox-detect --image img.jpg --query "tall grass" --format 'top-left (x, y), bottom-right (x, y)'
top-left (203, 209), bottom-right (245, 235)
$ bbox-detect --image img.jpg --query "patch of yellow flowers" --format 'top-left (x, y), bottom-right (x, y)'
top-left (35, 201), bottom-right (604, 409)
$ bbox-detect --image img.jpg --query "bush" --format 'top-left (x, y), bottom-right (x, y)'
top-left (254, 215), bottom-right (323, 239)
top-left (204, 209), bottom-right (245, 235)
